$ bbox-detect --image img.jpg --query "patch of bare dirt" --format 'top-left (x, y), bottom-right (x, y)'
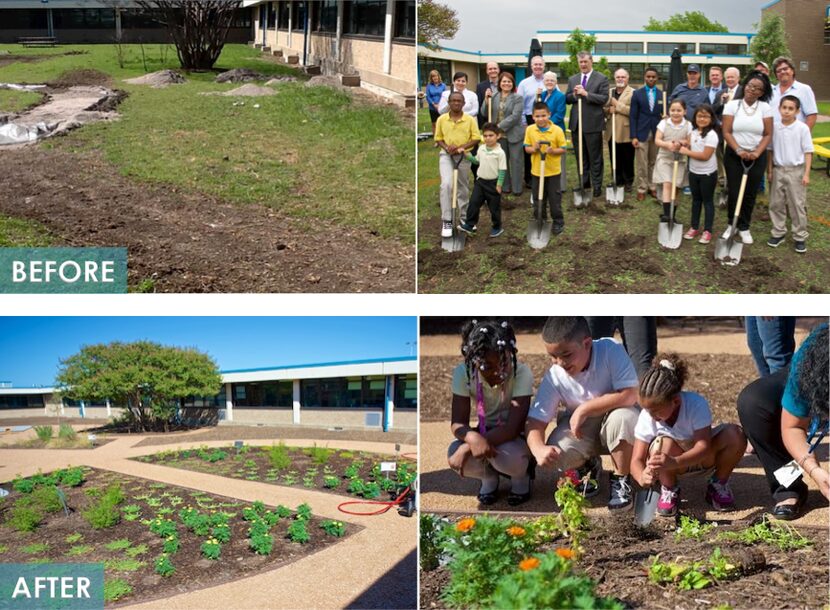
top-left (48, 68), bottom-right (112, 88)
top-left (124, 69), bottom-right (185, 88)
top-left (215, 68), bottom-right (267, 83)
top-left (0, 147), bottom-right (414, 293)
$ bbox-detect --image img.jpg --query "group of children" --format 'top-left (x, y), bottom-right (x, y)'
top-left (435, 90), bottom-right (814, 252)
top-left (448, 317), bottom-right (746, 517)
top-left (434, 92), bottom-right (566, 239)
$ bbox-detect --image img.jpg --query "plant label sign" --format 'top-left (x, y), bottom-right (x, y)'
top-left (380, 462), bottom-right (397, 473)
top-left (774, 460), bottom-right (803, 488)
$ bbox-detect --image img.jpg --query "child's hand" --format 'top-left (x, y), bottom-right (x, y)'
top-left (496, 185), bottom-right (502, 194)
top-left (802, 173), bottom-right (810, 186)
top-left (568, 406), bottom-right (588, 440)
top-left (532, 445), bottom-right (561, 468)
top-left (647, 453), bottom-right (676, 471)
top-left (468, 434), bottom-right (496, 459)
top-left (448, 444), bottom-right (470, 476)
top-left (641, 467), bottom-right (655, 487)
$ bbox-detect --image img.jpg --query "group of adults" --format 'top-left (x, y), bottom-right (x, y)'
top-left (424, 52), bottom-right (819, 239)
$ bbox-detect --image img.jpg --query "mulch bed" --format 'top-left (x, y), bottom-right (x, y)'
top-left (420, 512), bottom-right (829, 610)
top-left (0, 467), bottom-right (357, 607)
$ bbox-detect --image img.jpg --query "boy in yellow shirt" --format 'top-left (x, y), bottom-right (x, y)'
top-left (524, 102), bottom-right (567, 234)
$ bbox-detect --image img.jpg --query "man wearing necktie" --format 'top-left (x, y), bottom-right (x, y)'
top-left (565, 51), bottom-right (609, 198)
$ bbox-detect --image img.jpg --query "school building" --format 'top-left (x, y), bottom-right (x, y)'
top-left (244, 0), bottom-right (415, 102)
top-left (418, 30), bottom-right (756, 90)
top-left (0, 0), bottom-right (252, 44)
top-left (762, 0), bottom-right (830, 99)
top-left (0, 357), bottom-right (418, 432)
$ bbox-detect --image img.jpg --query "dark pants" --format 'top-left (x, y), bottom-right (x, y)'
top-left (466, 178), bottom-right (502, 229)
top-left (745, 316), bottom-right (796, 377)
top-left (574, 131), bottom-right (604, 190)
top-left (689, 170), bottom-right (717, 232)
top-left (607, 140), bottom-right (635, 186)
top-left (428, 106), bottom-right (440, 125)
top-left (530, 175), bottom-right (563, 225)
top-left (585, 317), bottom-right (657, 380)
top-left (724, 147), bottom-right (767, 231)
top-left (737, 367), bottom-right (808, 504)
top-left (523, 114), bottom-right (534, 187)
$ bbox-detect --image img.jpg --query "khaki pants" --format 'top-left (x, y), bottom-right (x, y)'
top-left (545, 406), bottom-right (639, 471)
top-left (769, 164), bottom-right (809, 241)
top-left (634, 134), bottom-right (658, 194)
top-left (439, 152), bottom-right (470, 224)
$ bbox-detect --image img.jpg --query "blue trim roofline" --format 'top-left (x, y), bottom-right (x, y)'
top-left (535, 30), bottom-right (755, 37)
top-left (221, 356), bottom-right (417, 375)
top-left (760, 0), bottom-right (782, 9)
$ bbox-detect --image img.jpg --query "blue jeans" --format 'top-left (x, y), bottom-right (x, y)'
top-left (745, 316), bottom-right (796, 377)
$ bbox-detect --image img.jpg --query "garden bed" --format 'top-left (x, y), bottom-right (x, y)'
top-left (0, 467), bottom-right (357, 606)
top-left (420, 508), bottom-right (829, 610)
top-left (134, 444), bottom-right (417, 500)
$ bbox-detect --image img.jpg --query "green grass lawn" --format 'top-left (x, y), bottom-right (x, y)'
top-left (0, 44), bottom-right (414, 242)
top-left (417, 108), bottom-right (830, 294)
top-left (0, 88), bottom-right (43, 113)
top-left (816, 101), bottom-right (830, 117)
top-left (0, 215), bottom-right (53, 247)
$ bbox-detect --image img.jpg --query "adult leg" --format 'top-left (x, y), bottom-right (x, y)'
top-left (619, 317), bottom-right (657, 380)
top-left (586, 131), bottom-right (604, 191)
top-left (736, 369), bottom-right (808, 503)
top-left (745, 316), bottom-right (770, 377)
top-left (724, 148), bottom-right (743, 228)
top-left (620, 141), bottom-right (635, 187)
top-left (457, 158), bottom-right (472, 224)
top-left (634, 140), bottom-right (650, 196)
top-left (509, 139), bottom-right (525, 196)
top-left (574, 137), bottom-right (591, 190)
top-left (755, 316), bottom-right (796, 374)
top-left (558, 148), bottom-right (567, 195)
top-left (737, 151), bottom-right (766, 232)
top-left (586, 317), bottom-right (616, 340)
top-left (646, 136), bottom-right (658, 194)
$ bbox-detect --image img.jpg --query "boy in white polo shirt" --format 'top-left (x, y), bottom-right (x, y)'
top-left (767, 95), bottom-right (814, 254)
top-left (526, 317), bottom-right (640, 511)
top-left (459, 122), bottom-right (508, 238)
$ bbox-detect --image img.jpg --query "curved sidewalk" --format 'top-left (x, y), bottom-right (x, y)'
top-left (0, 435), bottom-right (417, 610)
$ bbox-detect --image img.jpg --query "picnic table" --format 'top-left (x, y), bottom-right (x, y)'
top-left (18, 37), bottom-right (58, 48)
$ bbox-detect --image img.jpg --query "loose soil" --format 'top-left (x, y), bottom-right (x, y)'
top-left (124, 69), bottom-right (185, 88)
top-left (0, 146), bottom-right (414, 292)
top-left (0, 467), bottom-right (357, 608)
top-left (135, 445), bottom-right (416, 499)
top-left (419, 512), bottom-right (829, 610)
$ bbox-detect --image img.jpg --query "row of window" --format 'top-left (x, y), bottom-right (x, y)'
top-left (1, 8), bottom-right (251, 30)
top-left (541, 41), bottom-right (747, 56)
top-left (261, 0), bottom-right (414, 39)
top-left (0, 395), bottom-right (44, 409)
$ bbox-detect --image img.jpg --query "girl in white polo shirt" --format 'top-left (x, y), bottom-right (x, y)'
top-left (679, 104), bottom-right (720, 244)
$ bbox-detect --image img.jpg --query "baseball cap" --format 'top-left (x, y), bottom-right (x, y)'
top-left (686, 64), bottom-right (700, 72)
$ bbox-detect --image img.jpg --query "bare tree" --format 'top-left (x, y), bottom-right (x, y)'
top-left (136, 0), bottom-right (241, 71)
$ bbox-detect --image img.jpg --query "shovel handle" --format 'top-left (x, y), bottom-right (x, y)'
top-left (578, 98), bottom-right (584, 177)
top-left (487, 97), bottom-right (492, 123)
top-left (670, 160), bottom-right (679, 204)
top-left (611, 113), bottom-right (617, 172)
top-left (451, 168), bottom-right (458, 211)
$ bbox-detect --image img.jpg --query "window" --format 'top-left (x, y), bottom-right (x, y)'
top-left (301, 376), bottom-right (387, 408)
top-left (277, 2), bottom-right (290, 30)
top-left (291, 1), bottom-right (306, 31)
top-left (230, 382), bottom-right (292, 407)
top-left (394, 375), bottom-right (417, 409)
top-left (418, 56), bottom-right (451, 88)
top-left (594, 42), bottom-right (643, 55)
top-left (343, 0), bottom-right (386, 37)
top-left (268, 2), bottom-right (277, 29)
top-left (364, 376), bottom-right (386, 408)
top-left (606, 62), bottom-right (646, 83)
top-left (313, 0), bottom-right (337, 33)
top-left (121, 8), bottom-right (165, 29)
top-left (699, 43), bottom-right (747, 56)
top-left (542, 42), bottom-right (566, 55)
top-left (53, 9), bottom-right (115, 29)
top-left (3, 9), bottom-right (48, 29)
top-left (394, 0), bottom-right (415, 39)
top-left (0, 394), bottom-right (44, 409)
top-left (648, 42), bottom-right (694, 55)
top-left (232, 8), bottom-right (252, 28)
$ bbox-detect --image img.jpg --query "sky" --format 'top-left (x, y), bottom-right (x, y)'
top-left (0, 317), bottom-right (417, 387)
top-left (439, 0), bottom-right (769, 52)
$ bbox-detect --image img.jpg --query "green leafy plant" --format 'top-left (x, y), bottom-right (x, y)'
top-left (306, 444), bottom-right (333, 465)
top-left (82, 483), bottom-right (124, 529)
top-left (58, 423), bottom-right (77, 440)
top-left (29, 486), bottom-right (63, 514)
top-left (282, 473), bottom-right (297, 485)
top-left (65, 533), bottom-right (83, 544)
top-left (201, 538), bottom-right (221, 560)
top-left (675, 515), bottom-right (716, 541)
top-left (287, 520), bottom-right (310, 543)
top-left (677, 564), bottom-right (711, 590)
top-left (212, 523), bottom-right (231, 543)
top-left (104, 539), bottom-right (132, 552)
top-left (66, 545), bottom-right (94, 556)
top-left (553, 477), bottom-right (588, 555)
top-left (347, 478), bottom-right (366, 496)
top-left (154, 554), bottom-right (175, 577)
top-left (22, 542), bottom-right (49, 555)
top-left (7, 504), bottom-right (42, 532)
top-left (339, 451), bottom-right (354, 459)
top-left (532, 515), bottom-right (563, 545)
top-left (295, 503), bottom-right (312, 521)
top-left (162, 535), bottom-right (180, 554)
top-left (344, 463), bottom-right (361, 479)
top-left (122, 504), bottom-right (141, 521)
top-left (647, 548), bottom-right (738, 591)
top-left (34, 425), bottom-right (54, 442)
top-left (242, 507), bottom-right (260, 522)
top-left (323, 476), bottom-right (340, 489)
top-left (146, 497), bottom-right (163, 508)
top-left (302, 475), bottom-right (315, 488)
top-left (12, 476), bottom-right (36, 494)
top-left (320, 520), bottom-right (346, 537)
top-left (363, 481), bottom-right (381, 499)
top-left (420, 514), bottom-right (446, 571)
top-left (707, 548), bottom-right (737, 581)
top-left (486, 552), bottom-right (622, 610)
top-left (275, 505), bottom-right (292, 519)
top-left (104, 558), bottom-right (145, 572)
top-left (58, 467), bottom-right (85, 487)
top-left (126, 544), bottom-right (149, 558)
top-left (103, 578), bottom-right (132, 602)
top-left (717, 516), bottom-right (812, 551)
top-left (0, 545), bottom-right (7, 554)
top-left (149, 518), bottom-right (177, 538)
top-left (249, 532), bottom-right (273, 555)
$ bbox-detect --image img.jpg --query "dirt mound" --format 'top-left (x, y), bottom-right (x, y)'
top-left (124, 69), bottom-right (185, 88)
top-left (49, 69), bottom-right (112, 88)
top-left (221, 84), bottom-right (277, 97)
top-left (305, 75), bottom-right (344, 89)
top-left (264, 76), bottom-right (297, 85)
top-left (215, 68), bottom-right (266, 83)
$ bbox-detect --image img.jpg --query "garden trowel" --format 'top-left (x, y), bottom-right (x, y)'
top-left (634, 436), bottom-right (663, 526)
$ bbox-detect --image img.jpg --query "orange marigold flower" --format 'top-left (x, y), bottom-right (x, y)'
top-left (456, 518), bottom-right (476, 532)
top-left (519, 557), bottom-right (540, 571)
top-left (556, 548), bottom-right (575, 560)
top-left (506, 526), bottom-right (526, 537)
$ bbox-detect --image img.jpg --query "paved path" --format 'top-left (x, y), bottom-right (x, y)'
top-left (0, 435), bottom-right (418, 609)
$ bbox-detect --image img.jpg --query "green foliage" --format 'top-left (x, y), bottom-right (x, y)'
top-left (82, 483), bottom-right (124, 529)
top-left (648, 548), bottom-right (738, 591)
top-left (241, 507), bottom-right (260, 522)
top-left (249, 532), bottom-right (274, 555)
top-left (66, 545), bottom-right (95, 556)
top-left (155, 554), bottom-right (175, 577)
top-left (34, 425), bottom-right (54, 442)
top-left (149, 518), bottom-right (177, 538)
top-left (320, 520), bottom-right (346, 537)
top-left (201, 449), bottom-right (227, 463)
top-left (103, 578), bottom-right (132, 602)
top-left (441, 516), bottom-right (538, 608)
top-left (674, 515), bottom-right (716, 541)
top-left (58, 467), bottom-right (85, 487)
top-left (126, 544), bottom-right (148, 558)
top-left (347, 478), bottom-right (366, 496)
top-left (558, 29), bottom-right (611, 80)
top-left (532, 515), bottom-right (564, 545)
top-left (751, 14), bottom-right (791, 76)
top-left (58, 423), bottom-right (77, 440)
top-left (644, 11), bottom-right (728, 32)
top-left (12, 476), bottom-right (36, 494)
top-left (122, 504), bottom-right (141, 521)
top-left (212, 523), bottom-right (231, 543)
top-left (487, 553), bottom-right (622, 610)
top-left (420, 514), bottom-right (446, 571)
top-left (65, 533), bottom-right (83, 544)
top-left (267, 442), bottom-right (292, 471)
top-left (104, 539), bottom-right (132, 552)
top-left (104, 558), bottom-right (145, 572)
top-left (717, 516), bottom-right (811, 551)
top-left (55, 341), bottom-right (222, 432)
top-left (707, 548), bottom-right (736, 581)
top-left (7, 505), bottom-right (43, 532)
top-left (323, 476), bottom-right (340, 489)
top-left (287, 520), bottom-right (310, 544)
top-left (275, 505), bottom-right (292, 519)
top-left (554, 478), bottom-right (589, 554)
top-left (305, 444), bottom-right (334, 465)
top-left (295, 503), bottom-right (312, 522)
top-left (201, 538), bottom-right (221, 560)
top-left (29, 486), bottom-right (63, 514)
top-left (344, 463), bottom-right (361, 479)
top-left (0, 545), bottom-right (7, 554)
top-left (180, 509), bottom-right (210, 536)
top-left (162, 535), bottom-right (180, 554)
top-left (363, 482), bottom-right (381, 499)
top-left (417, 0), bottom-right (459, 50)
top-left (22, 542), bottom-right (49, 555)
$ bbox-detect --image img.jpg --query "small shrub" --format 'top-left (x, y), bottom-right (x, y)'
top-left (420, 514), bottom-right (447, 571)
top-left (122, 505), bottom-right (141, 521)
top-left (347, 478), bottom-right (365, 495)
top-left (103, 579), bottom-right (132, 603)
top-left (323, 476), bottom-right (340, 489)
top-left (34, 425), bottom-right (54, 442)
top-left (58, 423), bottom-right (77, 440)
top-left (261, 511), bottom-right (280, 526)
top-left (30, 486), bottom-right (63, 514)
top-left (275, 505), bottom-right (292, 518)
top-left (249, 532), bottom-right (273, 555)
top-left (344, 463), bottom-right (360, 479)
top-left (104, 539), bottom-right (132, 552)
top-left (12, 476), bottom-right (36, 494)
top-left (7, 505), bottom-right (43, 532)
top-left (320, 520), bottom-right (346, 537)
top-left (66, 545), bottom-right (94, 556)
top-left (204, 449), bottom-right (227, 463)
top-left (126, 544), bottom-right (148, 558)
top-left (82, 484), bottom-right (124, 530)
top-left (287, 520), bottom-right (309, 543)
top-left (201, 538), bottom-right (221, 560)
top-left (149, 518), bottom-right (177, 538)
top-left (22, 542), bottom-right (49, 555)
top-left (65, 533), bottom-right (83, 544)
top-left (212, 523), bottom-right (231, 543)
top-left (154, 554), bottom-right (175, 577)
top-left (241, 507), bottom-right (260, 522)
top-left (104, 558), bottom-right (145, 572)
top-left (363, 482), bottom-right (381, 499)
top-left (295, 503), bottom-right (312, 521)
top-left (306, 444), bottom-right (333, 465)
top-left (58, 467), bottom-right (85, 487)
top-left (162, 534), bottom-right (180, 554)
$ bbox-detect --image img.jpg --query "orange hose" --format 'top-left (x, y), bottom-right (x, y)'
top-left (337, 486), bottom-right (412, 516)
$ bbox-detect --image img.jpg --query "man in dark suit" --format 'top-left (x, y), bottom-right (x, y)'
top-left (629, 66), bottom-right (663, 201)
top-left (476, 61), bottom-right (501, 127)
top-left (565, 51), bottom-right (609, 198)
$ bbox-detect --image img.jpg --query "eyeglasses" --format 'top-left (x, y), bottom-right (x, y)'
top-left (745, 83), bottom-right (764, 91)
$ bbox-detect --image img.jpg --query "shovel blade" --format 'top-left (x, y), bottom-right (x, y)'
top-left (441, 232), bottom-right (466, 252)
top-left (606, 185), bottom-right (624, 206)
top-left (573, 188), bottom-right (589, 208)
top-left (717, 189), bottom-right (728, 208)
top-left (634, 489), bottom-right (659, 526)
top-left (527, 219), bottom-right (552, 249)
top-left (714, 236), bottom-right (742, 265)
top-left (658, 221), bottom-right (683, 249)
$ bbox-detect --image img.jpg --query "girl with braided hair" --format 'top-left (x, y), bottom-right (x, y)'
top-left (738, 322), bottom-right (829, 520)
top-left (630, 353), bottom-right (747, 517)
top-left (448, 319), bottom-right (535, 506)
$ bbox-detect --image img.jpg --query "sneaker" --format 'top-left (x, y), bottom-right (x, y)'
top-left (721, 226), bottom-right (734, 239)
top-left (608, 474), bottom-right (633, 511)
top-left (699, 231), bottom-right (712, 245)
top-left (683, 228), bottom-right (700, 240)
top-left (457, 223), bottom-right (475, 235)
top-left (705, 478), bottom-right (735, 511)
top-left (441, 221), bottom-right (452, 238)
top-left (575, 456), bottom-right (601, 498)
top-left (657, 485), bottom-right (680, 517)
top-left (738, 229), bottom-right (753, 244)
top-left (552, 223), bottom-right (564, 235)
top-left (794, 241), bottom-right (806, 254)
top-left (767, 235), bottom-right (785, 248)
top-left (682, 187), bottom-right (691, 196)
top-left (489, 227), bottom-right (504, 238)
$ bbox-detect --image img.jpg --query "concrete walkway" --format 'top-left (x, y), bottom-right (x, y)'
top-left (0, 435), bottom-right (417, 609)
